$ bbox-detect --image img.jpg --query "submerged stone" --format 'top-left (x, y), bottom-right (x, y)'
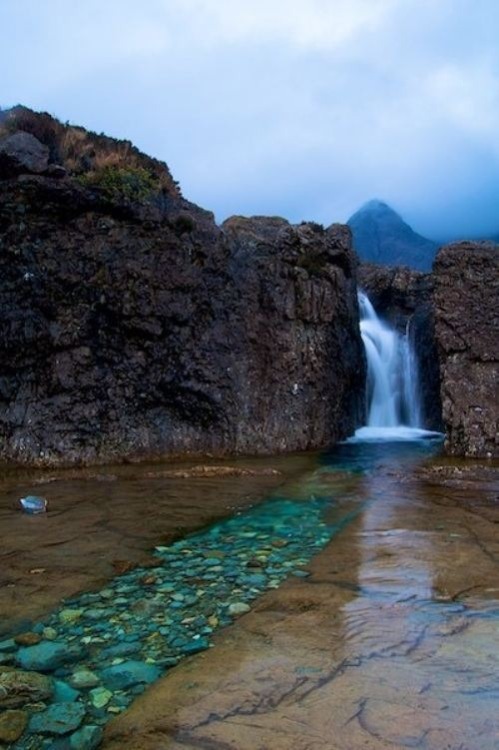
top-left (29, 701), bottom-right (86, 735)
top-left (99, 661), bottom-right (161, 690)
top-left (228, 602), bottom-right (251, 616)
top-left (0, 638), bottom-right (16, 653)
top-left (69, 724), bottom-right (103, 749)
top-left (89, 687), bottom-right (113, 708)
top-left (53, 678), bottom-right (80, 702)
top-left (59, 609), bottom-right (84, 624)
top-left (69, 670), bottom-right (100, 689)
top-left (0, 709), bottom-right (28, 743)
top-left (181, 638), bottom-right (210, 655)
top-left (16, 641), bottom-right (86, 672)
top-left (0, 669), bottom-right (54, 708)
top-left (14, 632), bottom-right (42, 646)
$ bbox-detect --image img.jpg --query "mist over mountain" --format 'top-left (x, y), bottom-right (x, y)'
top-left (348, 200), bottom-right (439, 271)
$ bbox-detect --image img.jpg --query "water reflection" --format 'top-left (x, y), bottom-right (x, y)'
top-left (103, 438), bottom-right (499, 750)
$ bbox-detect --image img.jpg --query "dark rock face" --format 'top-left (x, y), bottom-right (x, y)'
top-left (358, 263), bottom-right (442, 431)
top-left (0, 112), bottom-right (365, 466)
top-left (348, 200), bottom-right (438, 271)
top-left (358, 263), bottom-right (432, 330)
top-left (223, 217), bottom-right (366, 453)
top-left (0, 132), bottom-right (49, 176)
top-left (433, 242), bottom-right (499, 457)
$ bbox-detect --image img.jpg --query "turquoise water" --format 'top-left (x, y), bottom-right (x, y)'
top-left (2, 436), bottom-right (442, 749)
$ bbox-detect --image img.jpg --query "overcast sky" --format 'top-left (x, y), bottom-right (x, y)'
top-left (1, 0), bottom-right (498, 240)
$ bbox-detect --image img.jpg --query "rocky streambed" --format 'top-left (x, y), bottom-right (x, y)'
top-left (1, 438), bottom-right (499, 749)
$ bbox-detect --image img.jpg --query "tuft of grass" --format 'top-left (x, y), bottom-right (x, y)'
top-left (0, 106), bottom-right (181, 197)
top-left (76, 165), bottom-right (159, 202)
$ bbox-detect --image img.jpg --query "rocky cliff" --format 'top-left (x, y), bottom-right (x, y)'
top-left (358, 263), bottom-right (442, 431)
top-left (0, 108), bottom-right (365, 466)
top-left (348, 200), bottom-right (438, 271)
top-left (433, 242), bottom-right (499, 458)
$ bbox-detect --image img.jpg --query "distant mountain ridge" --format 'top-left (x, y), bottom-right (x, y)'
top-left (348, 199), bottom-right (438, 271)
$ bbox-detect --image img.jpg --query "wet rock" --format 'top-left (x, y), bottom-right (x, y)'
top-left (16, 641), bottom-right (86, 672)
top-left (99, 661), bottom-right (161, 690)
top-left (89, 687), bottom-right (113, 708)
top-left (53, 678), bottom-right (80, 702)
top-left (0, 668), bottom-right (54, 708)
top-left (0, 638), bottom-right (16, 652)
top-left (0, 131), bottom-right (49, 176)
top-left (59, 609), bottom-right (84, 624)
top-left (433, 242), bottom-right (499, 457)
top-left (14, 631), bottom-right (42, 646)
top-left (69, 669), bottom-right (100, 690)
top-left (228, 602), bottom-right (251, 616)
top-left (0, 709), bottom-right (28, 743)
top-left (100, 642), bottom-right (140, 659)
top-left (29, 701), bottom-right (86, 735)
top-left (69, 724), bottom-right (103, 750)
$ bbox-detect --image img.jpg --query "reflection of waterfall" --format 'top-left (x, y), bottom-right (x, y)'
top-left (358, 292), bottom-right (422, 429)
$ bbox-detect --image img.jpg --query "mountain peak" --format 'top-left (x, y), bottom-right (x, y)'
top-left (348, 200), bottom-right (438, 271)
top-left (357, 199), bottom-right (393, 213)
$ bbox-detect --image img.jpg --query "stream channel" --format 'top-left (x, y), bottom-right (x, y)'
top-left (2, 433), bottom-right (499, 749)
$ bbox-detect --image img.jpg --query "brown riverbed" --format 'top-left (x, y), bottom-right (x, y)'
top-left (101, 453), bottom-right (499, 750)
top-left (0, 454), bottom-right (314, 634)
top-left (1, 447), bottom-right (498, 749)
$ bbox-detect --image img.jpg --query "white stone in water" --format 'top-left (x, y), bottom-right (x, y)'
top-left (89, 687), bottom-right (113, 708)
top-left (59, 609), bottom-right (84, 624)
top-left (69, 670), bottom-right (100, 689)
top-left (228, 602), bottom-right (251, 616)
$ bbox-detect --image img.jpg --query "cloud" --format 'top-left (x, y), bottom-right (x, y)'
top-left (165, 0), bottom-right (398, 49)
top-left (1, 0), bottom-right (498, 239)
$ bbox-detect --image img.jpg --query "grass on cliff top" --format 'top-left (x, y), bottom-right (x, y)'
top-left (0, 105), bottom-right (180, 198)
top-left (76, 165), bottom-right (160, 202)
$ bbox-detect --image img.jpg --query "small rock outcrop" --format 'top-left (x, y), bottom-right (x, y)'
top-left (0, 131), bottom-right (50, 176)
top-left (0, 108), bottom-right (365, 466)
top-left (433, 242), bottom-right (499, 457)
top-left (358, 263), bottom-right (442, 431)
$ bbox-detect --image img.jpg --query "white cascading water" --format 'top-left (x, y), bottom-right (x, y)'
top-left (354, 291), bottom-right (427, 441)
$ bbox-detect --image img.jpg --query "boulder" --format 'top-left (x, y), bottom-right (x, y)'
top-left (0, 709), bottom-right (28, 743)
top-left (28, 701), bottom-right (86, 735)
top-left (0, 131), bottom-right (49, 176)
top-left (0, 668), bottom-right (54, 708)
top-left (16, 641), bottom-right (86, 672)
top-left (433, 242), bottom-right (499, 456)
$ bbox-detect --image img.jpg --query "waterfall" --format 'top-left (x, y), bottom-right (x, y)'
top-left (355, 291), bottom-right (425, 440)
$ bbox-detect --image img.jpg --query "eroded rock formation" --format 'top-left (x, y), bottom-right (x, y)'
top-left (433, 242), bottom-right (499, 457)
top-left (0, 108), bottom-right (365, 466)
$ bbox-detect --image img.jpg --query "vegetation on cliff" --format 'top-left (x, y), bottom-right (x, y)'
top-left (0, 106), bottom-right (180, 200)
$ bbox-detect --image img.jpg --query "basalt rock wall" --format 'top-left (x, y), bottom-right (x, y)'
top-left (433, 243), bottom-right (499, 458)
top-left (0, 110), bottom-right (365, 466)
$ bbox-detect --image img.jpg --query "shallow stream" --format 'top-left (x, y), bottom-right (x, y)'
top-left (1, 435), bottom-right (498, 749)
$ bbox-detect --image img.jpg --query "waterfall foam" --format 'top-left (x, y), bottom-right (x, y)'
top-left (353, 292), bottom-right (435, 442)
